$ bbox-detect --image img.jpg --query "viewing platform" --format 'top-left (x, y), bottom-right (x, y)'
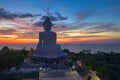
top-left (39, 70), bottom-right (84, 80)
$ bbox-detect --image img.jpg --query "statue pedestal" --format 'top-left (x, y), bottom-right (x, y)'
top-left (33, 44), bottom-right (65, 58)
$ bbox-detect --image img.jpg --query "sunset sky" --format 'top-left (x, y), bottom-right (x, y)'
top-left (0, 0), bottom-right (120, 44)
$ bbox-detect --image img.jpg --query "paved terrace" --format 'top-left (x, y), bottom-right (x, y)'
top-left (39, 69), bottom-right (84, 80)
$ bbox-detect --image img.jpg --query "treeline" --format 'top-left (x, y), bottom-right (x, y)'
top-left (0, 46), bottom-right (28, 71)
top-left (63, 49), bottom-right (120, 80)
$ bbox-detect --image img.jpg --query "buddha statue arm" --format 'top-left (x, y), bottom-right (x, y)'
top-left (37, 33), bottom-right (42, 49)
top-left (39, 32), bottom-right (42, 44)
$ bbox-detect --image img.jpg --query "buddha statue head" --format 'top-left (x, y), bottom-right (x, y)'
top-left (43, 17), bottom-right (53, 31)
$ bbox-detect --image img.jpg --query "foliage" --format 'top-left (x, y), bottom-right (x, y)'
top-left (27, 48), bottom-right (34, 57)
top-left (0, 46), bottom-right (25, 70)
top-left (2, 46), bottom-right (9, 51)
top-left (64, 49), bottom-right (120, 80)
top-left (19, 47), bottom-right (28, 57)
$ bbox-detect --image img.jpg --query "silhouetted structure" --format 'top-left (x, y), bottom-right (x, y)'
top-left (29, 17), bottom-right (69, 68)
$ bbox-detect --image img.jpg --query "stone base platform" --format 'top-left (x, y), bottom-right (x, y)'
top-left (39, 70), bottom-right (84, 80)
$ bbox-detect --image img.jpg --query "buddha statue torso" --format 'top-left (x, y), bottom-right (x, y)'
top-left (39, 31), bottom-right (56, 45)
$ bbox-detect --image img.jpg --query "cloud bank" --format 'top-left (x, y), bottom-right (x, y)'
top-left (0, 8), bottom-right (41, 20)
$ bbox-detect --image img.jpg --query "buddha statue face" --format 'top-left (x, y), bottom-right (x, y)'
top-left (43, 17), bottom-right (52, 31)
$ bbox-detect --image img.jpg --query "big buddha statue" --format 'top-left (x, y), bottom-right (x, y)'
top-left (32, 17), bottom-right (67, 65)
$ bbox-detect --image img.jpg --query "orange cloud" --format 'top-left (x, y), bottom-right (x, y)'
top-left (0, 38), bottom-right (38, 44)
top-left (0, 36), bottom-right (120, 44)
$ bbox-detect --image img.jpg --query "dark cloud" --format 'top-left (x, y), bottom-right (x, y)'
top-left (67, 21), bottom-right (101, 29)
top-left (79, 22), bottom-right (99, 27)
top-left (54, 12), bottom-right (68, 20)
top-left (41, 13), bottom-right (68, 21)
top-left (52, 25), bottom-right (68, 28)
top-left (60, 26), bottom-right (67, 28)
top-left (42, 8), bottom-right (68, 21)
top-left (0, 8), bottom-right (68, 27)
top-left (67, 22), bottom-right (120, 34)
top-left (0, 29), bottom-right (16, 34)
top-left (33, 21), bottom-right (68, 29)
top-left (41, 15), bottom-right (58, 21)
top-left (44, 8), bottom-right (52, 16)
top-left (75, 10), bottom-right (95, 20)
top-left (83, 31), bottom-right (106, 34)
top-left (0, 8), bottom-right (13, 19)
top-left (34, 13), bottom-right (68, 27)
top-left (33, 21), bottom-right (43, 27)
top-left (17, 13), bottom-right (41, 18)
top-left (32, 8), bottom-right (68, 27)
top-left (52, 26), bottom-right (58, 28)
top-left (0, 8), bottom-right (41, 20)
top-left (84, 22), bottom-right (120, 33)
top-left (89, 23), bottom-right (116, 30)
